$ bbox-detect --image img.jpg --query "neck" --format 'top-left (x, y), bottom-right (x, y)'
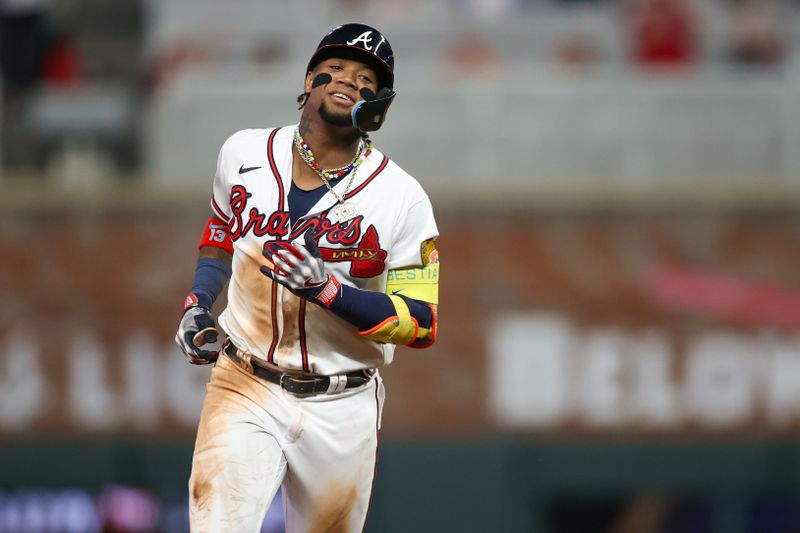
top-left (297, 113), bottom-right (362, 168)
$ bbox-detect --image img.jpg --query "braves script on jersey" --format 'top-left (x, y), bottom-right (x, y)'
top-left (210, 126), bottom-right (438, 375)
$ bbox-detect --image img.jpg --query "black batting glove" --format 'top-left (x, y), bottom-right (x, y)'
top-left (175, 295), bottom-right (220, 365)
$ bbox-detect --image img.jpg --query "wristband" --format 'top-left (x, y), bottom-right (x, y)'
top-left (183, 293), bottom-right (200, 312)
top-left (316, 275), bottom-right (342, 307)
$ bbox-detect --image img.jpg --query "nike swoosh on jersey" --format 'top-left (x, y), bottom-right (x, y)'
top-left (391, 289), bottom-right (405, 295)
top-left (239, 164), bottom-right (261, 174)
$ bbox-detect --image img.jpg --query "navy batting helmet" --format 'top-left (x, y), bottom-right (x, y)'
top-left (307, 23), bottom-right (394, 89)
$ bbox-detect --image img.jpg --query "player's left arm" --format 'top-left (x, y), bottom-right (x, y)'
top-left (362, 238), bottom-right (438, 348)
top-left (261, 230), bottom-right (439, 348)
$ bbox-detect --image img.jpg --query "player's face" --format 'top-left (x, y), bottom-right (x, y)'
top-left (305, 57), bottom-right (379, 127)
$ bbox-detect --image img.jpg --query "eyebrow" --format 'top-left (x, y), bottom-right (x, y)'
top-left (321, 60), bottom-right (376, 80)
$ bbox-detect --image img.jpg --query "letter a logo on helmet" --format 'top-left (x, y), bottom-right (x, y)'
top-left (346, 31), bottom-right (374, 50)
top-left (307, 23), bottom-right (395, 89)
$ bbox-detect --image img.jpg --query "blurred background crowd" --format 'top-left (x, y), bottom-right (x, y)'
top-left (3, 0), bottom-right (800, 532)
top-left (4, 0), bottom-right (800, 186)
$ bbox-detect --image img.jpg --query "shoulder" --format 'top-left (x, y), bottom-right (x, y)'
top-left (215, 128), bottom-right (284, 179)
top-left (373, 151), bottom-right (431, 202)
top-left (220, 128), bottom-right (274, 154)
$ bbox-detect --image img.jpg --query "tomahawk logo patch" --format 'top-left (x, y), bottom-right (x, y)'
top-left (319, 225), bottom-right (387, 278)
top-left (262, 215), bottom-right (388, 278)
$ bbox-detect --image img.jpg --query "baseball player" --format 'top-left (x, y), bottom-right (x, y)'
top-left (175, 23), bottom-right (440, 533)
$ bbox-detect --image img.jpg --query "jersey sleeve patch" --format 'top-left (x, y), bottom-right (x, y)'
top-left (198, 217), bottom-right (234, 254)
top-left (421, 238), bottom-right (439, 265)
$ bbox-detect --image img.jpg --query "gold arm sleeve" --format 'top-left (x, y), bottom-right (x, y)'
top-left (385, 263), bottom-right (439, 304)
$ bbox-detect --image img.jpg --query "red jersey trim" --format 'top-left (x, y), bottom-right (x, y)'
top-left (210, 196), bottom-right (229, 222)
top-left (267, 127), bottom-right (285, 211)
top-left (266, 127), bottom-right (285, 364)
top-left (267, 281), bottom-right (279, 364)
top-left (299, 299), bottom-right (309, 372)
top-left (344, 155), bottom-right (389, 200)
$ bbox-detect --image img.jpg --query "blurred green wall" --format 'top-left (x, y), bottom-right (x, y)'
top-left (2, 439), bottom-right (799, 533)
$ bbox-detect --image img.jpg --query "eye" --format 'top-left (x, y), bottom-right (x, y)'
top-left (359, 74), bottom-right (373, 83)
top-left (328, 64), bottom-right (342, 71)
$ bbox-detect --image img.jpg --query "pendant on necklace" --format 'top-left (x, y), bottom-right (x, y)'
top-left (335, 201), bottom-right (356, 221)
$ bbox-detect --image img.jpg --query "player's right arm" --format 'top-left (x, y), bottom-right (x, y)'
top-left (175, 217), bottom-right (234, 364)
top-left (175, 131), bottom-right (241, 363)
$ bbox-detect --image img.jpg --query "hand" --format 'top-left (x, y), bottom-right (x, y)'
top-left (175, 299), bottom-right (220, 365)
top-left (261, 229), bottom-right (341, 306)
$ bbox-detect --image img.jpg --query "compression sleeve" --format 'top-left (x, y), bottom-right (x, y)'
top-left (328, 286), bottom-right (434, 333)
top-left (190, 258), bottom-right (232, 310)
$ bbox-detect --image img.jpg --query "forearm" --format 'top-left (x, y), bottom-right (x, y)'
top-left (189, 247), bottom-right (232, 309)
top-left (176, 242), bottom-right (232, 365)
top-left (328, 284), bottom-right (433, 332)
top-left (185, 216), bottom-right (235, 310)
top-left (200, 246), bottom-right (233, 262)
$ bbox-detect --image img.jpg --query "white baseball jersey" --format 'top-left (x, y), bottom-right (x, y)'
top-left (210, 126), bottom-right (438, 375)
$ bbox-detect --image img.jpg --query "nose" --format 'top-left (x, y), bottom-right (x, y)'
top-left (338, 68), bottom-right (358, 88)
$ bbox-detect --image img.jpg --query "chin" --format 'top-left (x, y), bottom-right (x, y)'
top-left (318, 102), bottom-right (354, 128)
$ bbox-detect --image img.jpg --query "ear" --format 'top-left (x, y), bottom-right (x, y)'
top-left (304, 70), bottom-right (314, 94)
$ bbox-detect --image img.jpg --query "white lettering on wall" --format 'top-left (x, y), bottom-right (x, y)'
top-left (489, 313), bottom-right (800, 430)
top-left (122, 332), bottom-right (161, 430)
top-left (488, 313), bottom-right (571, 427)
top-left (0, 330), bottom-right (47, 429)
top-left (0, 330), bottom-right (211, 433)
top-left (68, 332), bottom-right (118, 429)
top-left (576, 330), bottom-right (625, 426)
top-left (763, 334), bottom-right (800, 426)
top-left (627, 332), bottom-right (679, 427)
top-left (683, 332), bottom-right (755, 428)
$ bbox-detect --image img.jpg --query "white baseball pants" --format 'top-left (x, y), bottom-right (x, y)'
top-left (189, 354), bottom-right (384, 533)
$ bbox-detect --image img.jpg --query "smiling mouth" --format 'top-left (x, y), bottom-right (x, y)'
top-left (331, 92), bottom-right (354, 104)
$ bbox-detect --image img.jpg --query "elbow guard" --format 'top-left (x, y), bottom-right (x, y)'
top-left (360, 296), bottom-right (438, 348)
top-left (360, 295), bottom-right (419, 345)
top-left (408, 303), bottom-right (437, 349)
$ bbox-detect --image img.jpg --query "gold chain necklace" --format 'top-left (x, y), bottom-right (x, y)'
top-left (293, 127), bottom-right (372, 220)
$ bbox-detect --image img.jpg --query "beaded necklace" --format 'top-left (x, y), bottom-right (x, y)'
top-left (293, 127), bottom-right (373, 220)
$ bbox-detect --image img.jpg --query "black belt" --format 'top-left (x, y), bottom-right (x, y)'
top-left (223, 340), bottom-right (372, 395)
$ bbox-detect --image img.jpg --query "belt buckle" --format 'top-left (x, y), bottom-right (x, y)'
top-left (279, 374), bottom-right (304, 395)
top-left (279, 374), bottom-right (321, 396)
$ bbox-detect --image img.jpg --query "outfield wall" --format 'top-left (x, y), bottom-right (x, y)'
top-left (2, 203), bottom-right (800, 531)
top-left (2, 205), bottom-right (800, 439)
